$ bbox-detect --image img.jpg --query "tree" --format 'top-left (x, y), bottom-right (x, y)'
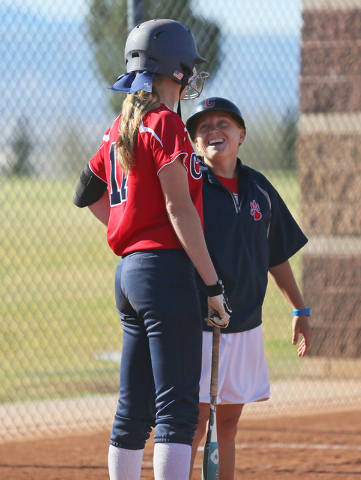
top-left (9, 117), bottom-right (34, 176)
top-left (86, 0), bottom-right (221, 113)
top-left (52, 123), bottom-right (95, 176)
top-left (280, 109), bottom-right (298, 171)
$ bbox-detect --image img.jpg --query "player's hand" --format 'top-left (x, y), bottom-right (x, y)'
top-left (292, 315), bottom-right (313, 356)
top-left (206, 293), bottom-right (232, 328)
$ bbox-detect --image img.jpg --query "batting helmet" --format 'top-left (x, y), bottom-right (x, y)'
top-left (186, 97), bottom-right (246, 140)
top-left (124, 19), bottom-right (207, 86)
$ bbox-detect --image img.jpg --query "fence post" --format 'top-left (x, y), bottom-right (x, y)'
top-left (127, 0), bottom-right (145, 32)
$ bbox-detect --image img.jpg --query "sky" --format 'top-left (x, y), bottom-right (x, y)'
top-left (0, 0), bottom-right (302, 35)
top-left (194, 0), bottom-right (302, 35)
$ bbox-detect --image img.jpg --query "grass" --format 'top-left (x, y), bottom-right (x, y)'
top-left (261, 169), bottom-right (304, 378)
top-left (0, 175), bottom-right (121, 403)
top-left (0, 170), bottom-right (304, 404)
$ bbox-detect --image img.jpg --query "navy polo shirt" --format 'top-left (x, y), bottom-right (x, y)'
top-left (197, 159), bottom-right (308, 334)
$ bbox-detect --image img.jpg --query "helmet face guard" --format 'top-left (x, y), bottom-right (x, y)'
top-left (186, 97), bottom-right (246, 140)
top-left (184, 70), bottom-right (210, 100)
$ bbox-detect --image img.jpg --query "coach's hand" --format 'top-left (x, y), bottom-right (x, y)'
top-left (292, 315), bottom-right (313, 356)
top-left (206, 280), bottom-right (232, 328)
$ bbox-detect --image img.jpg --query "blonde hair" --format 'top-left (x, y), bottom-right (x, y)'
top-left (117, 87), bottom-right (161, 176)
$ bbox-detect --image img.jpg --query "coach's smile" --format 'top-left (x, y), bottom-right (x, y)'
top-left (208, 137), bottom-right (225, 146)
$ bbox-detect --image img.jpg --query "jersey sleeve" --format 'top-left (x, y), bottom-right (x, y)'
top-left (144, 110), bottom-right (188, 174)
top-left (88, 127), bottom-right (111, 183)
top-left (268, 184), bottom-right (308, 268)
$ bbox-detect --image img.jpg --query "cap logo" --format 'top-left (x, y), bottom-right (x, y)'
top-left (205, 98), bottom-right (215, 108)
top-left (173, 70), bottom-right (184, 80)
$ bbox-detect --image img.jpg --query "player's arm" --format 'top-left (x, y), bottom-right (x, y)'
top-left (88, 191), bottom-right (110, 227)
top-left (159, 156), bottom-right (217, 283)
top-left (268, 260), bottom-right (313, 356)
top-left (158, 156), bottom-right (230, 327)
top-left (73, 162), bottom-right (109, 226)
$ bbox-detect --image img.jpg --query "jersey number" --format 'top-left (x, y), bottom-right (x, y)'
top-left (110, 143), bottom-right (127, 206)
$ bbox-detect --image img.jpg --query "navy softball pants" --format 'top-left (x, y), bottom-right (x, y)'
top-left (110, 249), bottom-right (203, 450)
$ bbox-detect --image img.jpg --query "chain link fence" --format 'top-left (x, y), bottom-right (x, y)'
top-left (1, 0), bottom-right (361, 441)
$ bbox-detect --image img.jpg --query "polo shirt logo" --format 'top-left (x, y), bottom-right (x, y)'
top-left (250, 200), bottom-right (262, 221)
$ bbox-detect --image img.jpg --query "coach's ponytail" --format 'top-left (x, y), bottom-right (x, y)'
top-left (117, 86), bottom-right (160, 176)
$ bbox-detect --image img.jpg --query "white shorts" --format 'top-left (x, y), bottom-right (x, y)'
top-left (199, 325), bottom-right (270, 405)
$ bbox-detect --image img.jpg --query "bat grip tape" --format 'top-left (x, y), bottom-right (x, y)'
top-left (210, 326), bottom-right (220, 398)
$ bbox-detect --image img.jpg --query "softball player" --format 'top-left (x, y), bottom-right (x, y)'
top-left (73, 22), bottom-right (231, 480)
top-left (185, 97), bottom-right (313, 480)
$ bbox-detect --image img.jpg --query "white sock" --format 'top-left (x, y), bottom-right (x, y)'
top-left (153, 443), bottom-right (191, 480)
top-left (108, 444), bottom-right (144, 480)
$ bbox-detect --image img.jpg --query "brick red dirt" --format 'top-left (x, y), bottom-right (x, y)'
top-left (1, 409), bottom-right (361, 479)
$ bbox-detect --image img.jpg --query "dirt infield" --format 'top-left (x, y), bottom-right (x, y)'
top-left (1, 408), bottom-right (361, 479)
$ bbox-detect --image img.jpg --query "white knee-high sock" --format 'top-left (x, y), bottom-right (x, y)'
top-left (108, 444), bottom-right (144, 480)
top-left (153, 443), bottom-right (191, 480)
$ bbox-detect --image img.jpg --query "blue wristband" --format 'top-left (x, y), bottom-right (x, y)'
top-left (292, 307), bottom-right (311, 316)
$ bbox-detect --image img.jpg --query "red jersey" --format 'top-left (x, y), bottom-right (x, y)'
top-left (89, 104), bottom-right (203, 256)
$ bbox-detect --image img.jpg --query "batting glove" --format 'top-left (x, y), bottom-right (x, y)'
top-left (206, 280), bottom-right (232, 328)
